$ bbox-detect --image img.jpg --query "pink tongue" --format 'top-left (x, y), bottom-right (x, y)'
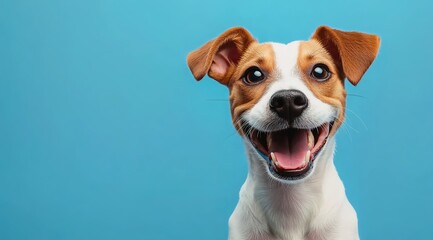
top-left (268, 130), bottom-right (309, 170)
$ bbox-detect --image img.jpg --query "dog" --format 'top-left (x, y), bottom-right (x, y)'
top-left (186, 26), bottom-right (380, 240)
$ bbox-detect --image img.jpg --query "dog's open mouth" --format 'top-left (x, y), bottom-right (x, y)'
top-left (243, 122), bottom-right (333, 180)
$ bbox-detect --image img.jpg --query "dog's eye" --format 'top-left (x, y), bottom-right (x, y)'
top-left (310, 64), bottom-right (331, 81)
top-left (243, 67), bottom-right (265, 85)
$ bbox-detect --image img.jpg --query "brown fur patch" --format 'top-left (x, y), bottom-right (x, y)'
top-left (311, 26), bottom-right (381, 86)
top-left (297, 40), bottom-right (347, 136)
top-left (297, 27), bottom-right (380, 135)
top-left (228, 43), bottom-right (276, 134)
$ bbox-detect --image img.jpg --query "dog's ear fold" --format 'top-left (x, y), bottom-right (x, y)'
top-left (187, 27), bottom-right (256, 85)
top-left (311, 26), bottom-right (380, 86)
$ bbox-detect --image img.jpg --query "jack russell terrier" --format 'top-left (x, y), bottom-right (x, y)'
top-left (186, 26), bottom-right (380, 240)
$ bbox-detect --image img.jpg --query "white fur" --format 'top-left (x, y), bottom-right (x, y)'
top-left (229, 42), bottom-right (358, 239)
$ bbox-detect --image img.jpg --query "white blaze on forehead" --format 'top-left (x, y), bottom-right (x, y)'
top-left (272, 41), bottom-right (301, 82)
top-left (271, 41), bottom-right (311, 93)
top-left (243, 41), bottom-right (337, 130)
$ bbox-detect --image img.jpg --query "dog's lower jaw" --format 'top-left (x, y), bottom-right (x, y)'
top-left (229, 137), bottom-right (359, 240)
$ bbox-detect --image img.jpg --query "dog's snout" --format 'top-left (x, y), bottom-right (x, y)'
top-left (269, 90), bottom-right (308, 121)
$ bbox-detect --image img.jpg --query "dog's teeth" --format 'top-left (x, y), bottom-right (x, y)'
top-left (270, 152), bottom-right (276, 162)
top-left (305, 150), bottom-right (311, 165)
top-left (308, 130), bottom-right (314, 149)
top-left (270, 152), bottom-right (281, 168)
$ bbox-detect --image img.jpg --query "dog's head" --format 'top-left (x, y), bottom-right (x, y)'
top-left (187, 26), bottom-right (380, 182)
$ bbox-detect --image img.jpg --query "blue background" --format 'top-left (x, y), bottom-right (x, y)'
top-left (1, 0), bottom-right (432, 239)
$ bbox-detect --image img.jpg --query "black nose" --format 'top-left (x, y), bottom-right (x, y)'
top-left (269, 90), bottom-right (308, 122)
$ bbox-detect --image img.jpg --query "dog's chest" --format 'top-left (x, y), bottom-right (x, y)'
top-left (232, 183), bottom-right (326, 240)
top-left (259, 190), bottom-right (320, 239)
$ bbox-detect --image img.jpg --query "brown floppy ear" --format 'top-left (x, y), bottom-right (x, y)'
top-left (186, 27), bottom-right (256, 85)
top-left (311, 26), bottom-right (380, 86)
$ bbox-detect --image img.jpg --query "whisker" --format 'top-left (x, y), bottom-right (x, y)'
top-left (206, 99), bottom-right (230, 102)
top-left (347, 93), bottom-right (367, 99)
top-left (341, 114), bottom-right (360, 133)
top-left (334, 117), bottom-right (353, 143)
top-left (346, 107), bottom-right (368, 130)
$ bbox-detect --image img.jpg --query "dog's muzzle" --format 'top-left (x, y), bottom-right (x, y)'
top-left (242, 89), bottom-right (333, 181)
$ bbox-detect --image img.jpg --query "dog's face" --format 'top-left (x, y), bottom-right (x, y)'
top-left (187, 26), bottom-right (380, 182)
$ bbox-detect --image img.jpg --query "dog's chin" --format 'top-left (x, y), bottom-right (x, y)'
top-left (242, 120), bottom-right (334, 182)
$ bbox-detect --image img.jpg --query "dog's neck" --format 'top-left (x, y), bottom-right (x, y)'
top-left (241, 137), bottom-right (347, 237)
